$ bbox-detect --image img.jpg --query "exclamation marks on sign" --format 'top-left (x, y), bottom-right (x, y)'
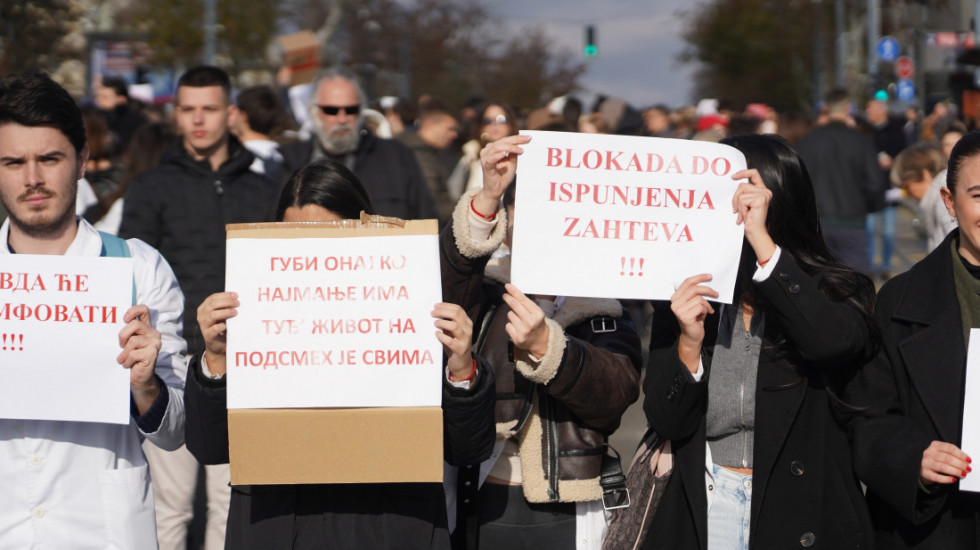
top-left (2, 334), bottom-right (23, 351)
top-left (620, 257), bottom-right (645, 277)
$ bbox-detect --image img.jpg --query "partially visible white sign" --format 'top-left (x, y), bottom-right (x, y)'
top-left (511, 131), bottom-right (746, 303)
top-left (0, 255), bottom-right (133, 424)
top-left (225, 235), bottom-right (443, 410)
top-left (959, 328), bottom-right (980, 492)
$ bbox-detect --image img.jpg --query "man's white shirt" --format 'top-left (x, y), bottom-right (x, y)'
top-left (0, 218), bottom-right (186, 549)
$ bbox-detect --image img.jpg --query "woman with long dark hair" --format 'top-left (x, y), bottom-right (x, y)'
top-left (849, 131), bottom-right (980, 549)
top-left (93, 121), bottom-right (177, 234)
top-left (448, 101), bottom-right (519, 200)
top-left (184, 159), bottom-right (496, 549)
top-left (640, 134), bottom-right (878, 549)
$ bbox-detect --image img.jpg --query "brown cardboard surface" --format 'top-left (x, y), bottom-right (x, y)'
top-left (228, 407), bottom-right (443, 485)
top-left (276, 30), bottom-right (319, 85)
top-left (226, 220), bottom-right (443, 485)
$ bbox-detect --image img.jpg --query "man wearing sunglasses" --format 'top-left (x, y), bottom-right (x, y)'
top-left (276, 68), bottom-right (437, 221)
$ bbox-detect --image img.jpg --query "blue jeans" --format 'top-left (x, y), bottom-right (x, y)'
top-left (708, 464), bottom-right (752, 550)
top-left (866, 206), bottom-right (896, 274)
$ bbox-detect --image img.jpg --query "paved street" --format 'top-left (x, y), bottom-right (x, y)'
top-left (609, 201), bottom-right (935, 471)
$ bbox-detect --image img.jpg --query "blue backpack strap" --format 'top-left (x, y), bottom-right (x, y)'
top-left (98, 231), bottom-right (136, 305)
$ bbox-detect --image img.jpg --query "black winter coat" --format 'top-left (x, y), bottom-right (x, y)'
top-left (848, 230), bottom-right (980, 548)
top-left (869, 117), bottom-right (908, 203)
top-left (184, 353), bottom-right (496, 550)
top-left (796, 121), bottom-right (886, 222)
top-left (276, 129), bottom-right (438, 221)
top-left (642, 251), bottom-right (876, 550)
top-left (119, 139), bottom-right (278, 355)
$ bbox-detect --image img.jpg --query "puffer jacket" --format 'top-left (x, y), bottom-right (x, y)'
top-left (440, 190), bottom-right (642, 503)
top-left (120, 137), bottom-right (278, 355)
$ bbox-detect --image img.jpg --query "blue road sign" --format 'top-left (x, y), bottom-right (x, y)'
top-left (897, 78), bottom-right (916, 102)
top-left (877, 36), bottom-right (900, 63)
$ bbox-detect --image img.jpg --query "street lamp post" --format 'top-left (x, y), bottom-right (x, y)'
top-left (813, 0), bottom-right (823, 108)
top-left (835, 0), bottom-right (844, 87)
top-left (972, 0), bottom-right (980, 89)
top-left (868, 0), bottom-right (879, 93)
top-left (204, 0), bottom-right (216, 65)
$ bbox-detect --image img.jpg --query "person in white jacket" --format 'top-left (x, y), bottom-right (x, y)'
top-left (0, 72), bottom-right (186, 549)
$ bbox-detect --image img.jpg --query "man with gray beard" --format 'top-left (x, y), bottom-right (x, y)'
top-left (276, 69), bottom-right (437, 220)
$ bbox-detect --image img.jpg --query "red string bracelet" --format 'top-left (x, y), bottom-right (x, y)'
top-left (470, 200), bottom-right (497, 221)
top-left (449, 358), bottom-right (478, 383)
top-left (757, 255), bottom-right (773, 267)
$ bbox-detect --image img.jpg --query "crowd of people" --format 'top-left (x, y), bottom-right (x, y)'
top-left (10, 68), bottom-right (971, 284)
top-left (1, 64), bottom-right (979, 550)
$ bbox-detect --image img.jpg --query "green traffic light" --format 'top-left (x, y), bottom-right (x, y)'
top-left (584, 24), bottom-right (597, 56)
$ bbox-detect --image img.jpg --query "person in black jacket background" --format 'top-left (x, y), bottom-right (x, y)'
top-left (862, 97), bottom-right (908, 280)
top-left (119, 65), bottom-right (279, 550)
top-left (120, 66), bottom-right (278, 356)
top-left (796, 89), bottom-right (885, 274)
top-left (185, 160), bottom-right (495, 549)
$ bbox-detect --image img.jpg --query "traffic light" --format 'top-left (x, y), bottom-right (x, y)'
top-left (584, 25), bottom-right (597, 57)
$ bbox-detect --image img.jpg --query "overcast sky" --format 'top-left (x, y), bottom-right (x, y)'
top-left (487, 0), bottom-right (708, 109)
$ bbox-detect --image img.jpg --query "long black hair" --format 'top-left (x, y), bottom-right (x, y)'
top-left (721, 134), bottom-right (878, 361)
top-left (275, 159), bottom-right (374, 221)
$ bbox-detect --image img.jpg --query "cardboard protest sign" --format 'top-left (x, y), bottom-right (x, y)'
top-left (0, 255), bottom-right (133, 424)
top-left (224, 220), bottom-right (444, 484)
top-left (960, 328), bottom-right (980, 492)
top-left (277, 30), bottom-right (320, 86)
top-left (511, 131), bottom-right (746, 303)
top-left (225, 227), bottom-right (443, 410)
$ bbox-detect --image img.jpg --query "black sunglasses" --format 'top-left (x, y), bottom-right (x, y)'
top-left (318, 104), bottom-right (361, 116)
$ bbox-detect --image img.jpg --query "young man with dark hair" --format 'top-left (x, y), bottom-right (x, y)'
top-left (397, 96), bottom-right (461, 222)
top-left (0, 71), bottom-right (186, 548)
top-left (120, 65), bottom-right (278, 550)
top-left (121, 65), bottom-right (275, 354)
top-left (234, 85), bottom-right (289, 138)
top-left (229, 85), bottom-right (292, 175)
top-left (176, 65), bottom-right (232, 94)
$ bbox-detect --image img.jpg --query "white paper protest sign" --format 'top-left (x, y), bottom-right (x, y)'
top-left (0, 255), bottom-right (133, 424)
top-left (511, 131), bottom-right (746, 303)
top-left (959, 328), bottom-right (980, 492)
top-left (225, 233), bottom-right (443, 410)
